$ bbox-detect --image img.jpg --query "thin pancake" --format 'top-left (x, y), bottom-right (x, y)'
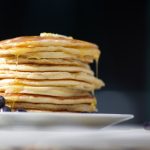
top-left (0, 71), bottom-right (103, 87)
top-left (0, 33), bottom-right (98, 49)
top-left (0, 51), bottom-right (93, 63)
top-left (0, 46), bottom-right (100, 61)
top-left (0, 57), bottom-right (89, 67)
top-left (0, 85), bottom-right (91, 97)
top-left (0, 64), bottom-right (93, 75)
top-left (0, 93), bottom-right (95, 104)
top-left (0, 79), bottom-right (101, 91)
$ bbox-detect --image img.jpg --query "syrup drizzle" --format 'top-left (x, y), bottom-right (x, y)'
top-left (11, 55), bottom-right (19, 110)
top-left (95, 59), bottom-right (99, 78)
top-left (3, 58), bottom-right (7, 107)
top-left (93, 54), bottom-right (100, 97)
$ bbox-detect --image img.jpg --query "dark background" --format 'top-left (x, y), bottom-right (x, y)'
top-left (0, 0), bottom-right (149, 124)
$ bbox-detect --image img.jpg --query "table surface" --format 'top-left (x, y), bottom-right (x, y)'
top-left (0, 126), bottom-right (150, 150)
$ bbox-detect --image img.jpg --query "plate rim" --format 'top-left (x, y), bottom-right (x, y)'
top-left (0, 112), bottom-right (134, 128)
top-left (0, 112), bottom-right (134, 118)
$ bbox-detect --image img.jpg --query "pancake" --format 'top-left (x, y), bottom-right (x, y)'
top-left (6, 102), bottom-right (96, 112)
top-left (0, 93), bottom-right (96, 104)
top-left (0, 79), bottom-right (102, 91)
top-left (23, 52), bottom-right (93, 63)
top-left (0, 33), bottom-right (98, 49)
top-left (0, 46), bottom-right (100, 61)
top-left (0, 51), bottom-right (93, 63)
top-left (0, 57), bottom-right (89, 67)
top-left (0, 85), bottom-right (91, 97)
top-left (0, 71), bottom-right (103, 87)
top-left (0, 64), bottom-right (93, 75)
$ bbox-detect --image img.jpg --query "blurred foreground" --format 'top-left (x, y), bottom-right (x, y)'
top-left (0, 126), bottom-right (150, 150)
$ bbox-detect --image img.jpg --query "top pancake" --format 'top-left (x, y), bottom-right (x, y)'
top-left (0, 33), bottom-right (100, 62)
top-left (0, 33), bottom-right (98, 49)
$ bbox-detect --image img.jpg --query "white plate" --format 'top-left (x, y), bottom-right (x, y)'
top-left (0, 112), bottom-right (133, 128)
top-left (0, 112), bottom-right (133, 129)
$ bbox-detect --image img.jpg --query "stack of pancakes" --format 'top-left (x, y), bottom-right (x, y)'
top-left (0, 33), bottom-right (104, 112)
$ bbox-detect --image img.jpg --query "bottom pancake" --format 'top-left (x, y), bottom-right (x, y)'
top-left (1, 93), bottom-right (97, 112)
top-left (6, 102), bottom-right (96, 112)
